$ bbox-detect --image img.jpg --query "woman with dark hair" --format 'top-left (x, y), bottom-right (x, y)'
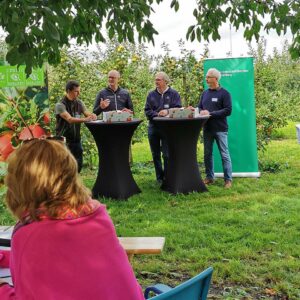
top-left (0, 139), bottom-right (144, 300)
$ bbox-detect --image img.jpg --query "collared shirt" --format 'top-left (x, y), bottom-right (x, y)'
top-left (145, 87), bottom-right (181, 122)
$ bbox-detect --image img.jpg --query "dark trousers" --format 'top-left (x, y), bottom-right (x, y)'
top-left (148, 124), bottom-right (168, 181)
top-left (67, 141), bottom-right (83, 173)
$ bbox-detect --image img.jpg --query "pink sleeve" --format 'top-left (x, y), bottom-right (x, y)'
top-left (0, 250), bottom-right (11, 268)
top-left (0, 284), bottom-right (16, 299)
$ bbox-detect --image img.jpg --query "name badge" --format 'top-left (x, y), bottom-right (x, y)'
top-left (212, 98), bottom-right (218, 102)
top-left (164, 104), bottom-right (170, 109)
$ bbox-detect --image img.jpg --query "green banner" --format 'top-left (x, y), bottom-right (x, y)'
top-left (0, 64), bottom-right (49, 162)
top-left (0, 65), bottom-right (44, 87)
top-left (203, 57), bottom-right (260, 177)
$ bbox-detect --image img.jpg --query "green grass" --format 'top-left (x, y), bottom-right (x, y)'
top-left (272, 121), bottom-right (300, 140)
top-left (1, 135), bottom-right (300, 299)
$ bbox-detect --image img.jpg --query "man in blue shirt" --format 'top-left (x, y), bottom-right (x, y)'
top-left (145, 72), bottom-right (181, 183)
top-left (198, 68), bottom-right (232, 188)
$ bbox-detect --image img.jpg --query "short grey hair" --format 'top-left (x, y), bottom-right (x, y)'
top-left (108, 70), bottom-right (120, 78)
top-left (155, 71), bottom-right (170, 84)
top-left (206, 68), bottom-right (221, 81)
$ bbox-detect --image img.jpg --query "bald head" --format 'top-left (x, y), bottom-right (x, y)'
top-left (108, 70), bottom-right (120, 78)
top-left (108, 70), bottom-right (120, 91)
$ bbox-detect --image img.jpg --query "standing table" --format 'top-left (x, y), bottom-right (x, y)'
top-left (85, 119), bottom-right (142, 200)
top-left (152, 116), bottom-right (209, 194)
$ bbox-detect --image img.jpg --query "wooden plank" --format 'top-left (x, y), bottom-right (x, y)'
top-left (0, 226), bottom-right (13, 232)
top-left (118, 237), bottom-right (165, 255)
top-left (0, 227), bottom-right (166, 257)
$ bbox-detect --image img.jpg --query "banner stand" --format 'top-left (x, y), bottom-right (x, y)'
top-left (215, 172), bottom-right (261, 178)
top-left (204, 57), bottom-right (260, 178)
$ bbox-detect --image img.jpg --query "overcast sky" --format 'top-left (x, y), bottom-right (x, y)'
top-left (146, 0), bottom-right (292, 59)
top-left (0, 0), bottom-right (292, 60)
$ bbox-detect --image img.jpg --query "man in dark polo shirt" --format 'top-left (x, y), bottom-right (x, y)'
top-left (55, 80), bottom-right (97, 172)
top-left (93, 70), bottom-right (133, 116)
top-left (198, 68), bottom-right (232, 188)
top-left (145, 72), bottom-right (181, 183)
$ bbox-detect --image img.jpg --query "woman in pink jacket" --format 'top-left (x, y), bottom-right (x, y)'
top-left (0, 139), bottom-right (144, 300)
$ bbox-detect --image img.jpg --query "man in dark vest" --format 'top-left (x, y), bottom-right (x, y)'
top-left (93, 70), bottom-right (133, 116)
top-left (55, 80), bottom-right (97, 172)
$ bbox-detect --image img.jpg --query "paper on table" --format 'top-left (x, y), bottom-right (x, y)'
top-left (87, 120), bottom-right (103, 123)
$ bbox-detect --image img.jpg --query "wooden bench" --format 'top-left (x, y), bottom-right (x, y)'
top-left (0, 226), bottom-right (165, 262)
top-left (118, 237), bottom-right (165, 261)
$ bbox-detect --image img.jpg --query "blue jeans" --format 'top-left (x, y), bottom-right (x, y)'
top-left (203, 130), bottom-right (232, 181)
top-left (148, 124), bottom-right (168, 181)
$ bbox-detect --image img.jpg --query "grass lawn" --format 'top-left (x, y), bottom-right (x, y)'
top-left (1, 124), bottom-right (299, 299)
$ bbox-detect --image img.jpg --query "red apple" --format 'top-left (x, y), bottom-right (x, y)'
top-left (43, 112), bottom-right (50, 125)
top-left (19, 124), bottom-right (46, 140)
top-left (0, 131), bottom-right (14, 161)
top-left (4, 121), bottom-right (19, 131)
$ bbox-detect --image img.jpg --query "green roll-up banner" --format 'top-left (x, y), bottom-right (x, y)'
top-left (0, 63), bottom-right (49, 162)
top-left (203, 57), bottom-right (260, 177)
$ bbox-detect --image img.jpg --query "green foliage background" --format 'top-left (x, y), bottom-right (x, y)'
top-left (0, 36), bottom-right (300, 299)
top-left (1, 36), bottom-right (299, 167)
top-left (47, 39), bottom-right (206, 167)
top-left (248, 38), bottom-right (300, 150)
top-left (46, 38), bottom-right (300, 168)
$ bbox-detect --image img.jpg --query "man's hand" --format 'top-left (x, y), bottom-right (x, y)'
top-left (122, 108), bottom-right (133, 113)
top-left (200, 110), bottom-right (210, 116)
top-left (84, 114), bottom-right (97, 122)
top-left (89, 113), bottom-right (97, 121)
top-left (158, 109), bottom-right (168, 117)
top-left (100, 98), bottom-right (110, 109)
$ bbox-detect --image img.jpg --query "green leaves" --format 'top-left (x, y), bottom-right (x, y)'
top-left (43, 20), bottom-right (60, 42)
top-left (12, 11), bottom-right (19, 24)
top-left (0, 0), bottom-right (300, 76)
top-left (0, 1), bottom-right (162, 75)
top-left (6, 47), bottom-right (24, 66)
top-left (186, 25), bottom-right (195, 41)
top-left (170, 0), bottom-right (179, 12)
top-left (188, 0), bottom-right (300, 59)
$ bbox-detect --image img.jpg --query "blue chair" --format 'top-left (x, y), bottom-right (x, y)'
top-left (144, 267), bottom-right (213, 299)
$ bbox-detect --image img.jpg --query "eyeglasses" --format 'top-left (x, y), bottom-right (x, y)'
top-left (22, 136), bottom-right (66, 144)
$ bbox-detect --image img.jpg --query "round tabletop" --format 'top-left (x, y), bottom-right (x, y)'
top-left (153, 115), bottom-right (210, 122)
top-left (85, 119), bottom-right (142, 127)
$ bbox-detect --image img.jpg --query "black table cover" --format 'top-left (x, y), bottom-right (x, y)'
top-left (152, 116), bottom-right (209, 194)
top-left (85, 119), bottom-right (142, 200)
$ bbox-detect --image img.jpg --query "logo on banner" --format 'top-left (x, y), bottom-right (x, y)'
top-left (0, 66), bottom-right (44, 87)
